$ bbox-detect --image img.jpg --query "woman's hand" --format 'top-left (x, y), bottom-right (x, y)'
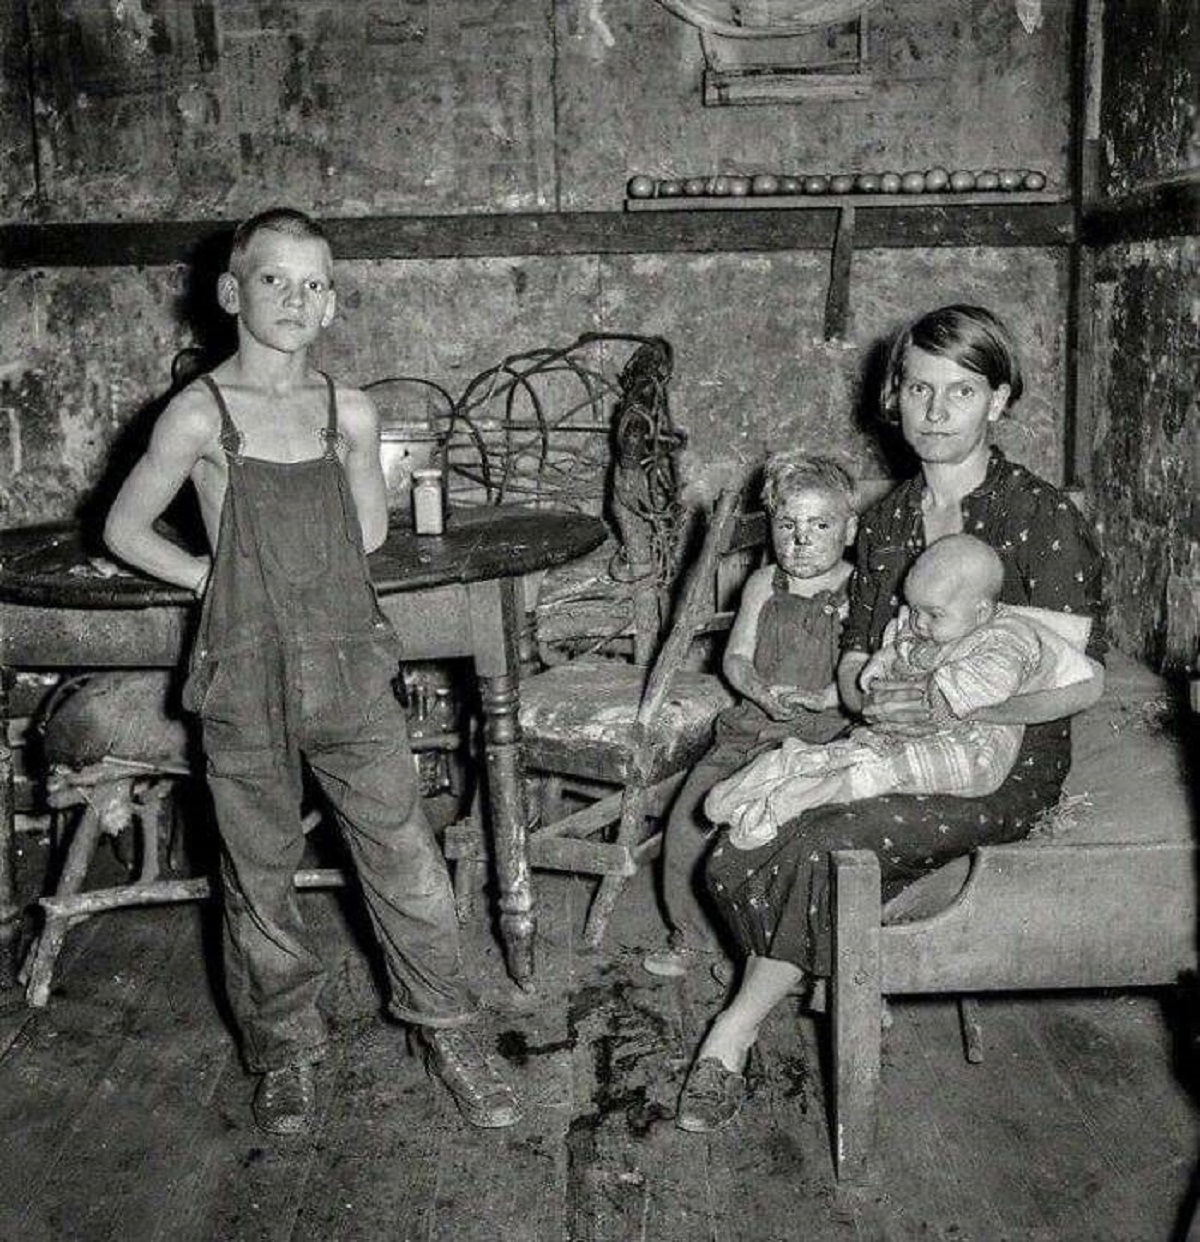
top-left (859, 678), bottom-right (940, 736)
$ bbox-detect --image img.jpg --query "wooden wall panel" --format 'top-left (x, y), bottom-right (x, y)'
top-left (0, 2), bottom-right (36, 219)
top-left (24, 0), bottom-right (556, 219)
top-left (1089, 240), bottom-right (1199, 666)
top-left (1086, 0), bottom-right (1200, 668)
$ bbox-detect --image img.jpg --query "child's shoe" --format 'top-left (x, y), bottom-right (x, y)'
top-left (420, 1026), bottom-right (522, 1128)
top-left (253, 1062), bottom-right (316, 1136)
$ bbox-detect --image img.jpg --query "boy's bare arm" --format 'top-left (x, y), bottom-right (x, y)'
top-left (338, 387), bottom-right (389, 553)
top-left (104, 390), bottom-right (216, 592)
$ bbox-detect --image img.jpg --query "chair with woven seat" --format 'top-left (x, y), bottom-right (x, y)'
top-left (445, 489), bottom-right (758, 948)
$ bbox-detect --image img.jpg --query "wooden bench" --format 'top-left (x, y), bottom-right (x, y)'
top-left (829, 650), bottom-right (1197, 1181)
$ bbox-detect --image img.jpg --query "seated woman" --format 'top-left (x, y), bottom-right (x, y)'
top-left (705, 533), bottom-right (1098, 847)
top-left (675, 303), bottom-right (1107, 1134)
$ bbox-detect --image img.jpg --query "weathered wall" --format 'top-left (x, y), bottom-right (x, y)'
top-left (0, 0), bottom-right (1074, 526)
top-left (0, 248), bottom-right (1068, 523)
top-left (10, 0), bottom-right (1072, 219)
top-left (1086, 1), bottom-right (1199, 667)
top-left (1097, 0), bottom-right (1198, 196)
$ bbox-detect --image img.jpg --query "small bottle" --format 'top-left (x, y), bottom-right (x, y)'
top-left (411, 468), bottom-right (445, 535)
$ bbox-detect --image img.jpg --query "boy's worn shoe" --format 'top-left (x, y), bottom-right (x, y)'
top-left (253, 1062), bottom-right (316, 1136)
top-left (675, 1056), bottom-right (746, 1133)
top-left (421, 1027), bottom-right (522, 1128)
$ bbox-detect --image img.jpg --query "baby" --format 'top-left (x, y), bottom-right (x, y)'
top-left (706, 533), bottom-right (1097, 849)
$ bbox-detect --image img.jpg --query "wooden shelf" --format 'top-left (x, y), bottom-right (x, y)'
top-left (0, 200), bottom-right (1076, 270)
top-left (625, 190), bottom-right (1065, 211)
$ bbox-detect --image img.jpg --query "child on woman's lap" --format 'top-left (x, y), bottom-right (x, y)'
top-left (707, 533), bottom-right (1097, 849)
top-left (644, 452), bottom-right (857, 977)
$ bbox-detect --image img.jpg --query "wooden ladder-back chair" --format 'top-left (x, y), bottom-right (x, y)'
top-left (445, 489), bottom-right (748, 949)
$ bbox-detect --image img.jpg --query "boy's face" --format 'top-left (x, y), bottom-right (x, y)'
top-left (770, 487), bottom-right (856, 581)
top-left (220, 229), bottom-right (336, 354)
top-left (904, 568), bottom-right (989, 644)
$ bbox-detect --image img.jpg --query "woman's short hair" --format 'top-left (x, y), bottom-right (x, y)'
top-left (880, 304), bottom-right (1024, 422)
top-left (228, 207), bottom-right (330, 278)
top-left (761, 452), bottom-right (856, 516)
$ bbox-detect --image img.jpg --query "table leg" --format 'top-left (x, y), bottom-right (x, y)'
top-left (468, 578), bottom-right (536, 987)
top-left (479, 673), bottom-right (535, 986)
top-left (0, 666), bottom-right (17, 988)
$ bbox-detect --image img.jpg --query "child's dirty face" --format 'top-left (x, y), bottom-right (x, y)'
top-left (770, 488), bottom-right (856, 580)
top-left (231, 230), bottom-right (335, 352)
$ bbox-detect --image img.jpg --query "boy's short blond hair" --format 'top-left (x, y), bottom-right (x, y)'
top-left (761, 452), bottom-right (856, 516)
top-left (228, 207), bottom-right (331, 278)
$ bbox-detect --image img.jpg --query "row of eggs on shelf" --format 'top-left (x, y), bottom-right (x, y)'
top-left (627, 168), bottom-right (1048, 198)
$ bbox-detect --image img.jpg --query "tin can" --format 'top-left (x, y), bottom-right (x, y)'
top-left (411, 467), bottom-right (445, 535)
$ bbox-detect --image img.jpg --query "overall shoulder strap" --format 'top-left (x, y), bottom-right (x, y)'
top-left (198, 374), bottom-right (241, 456)
top-left (319, 372), bottom-right (339, 456)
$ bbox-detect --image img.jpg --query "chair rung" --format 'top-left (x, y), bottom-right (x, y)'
top-left (445, 821), bottom-right (635, 877)
top-left (40, 868), bottom-right (347, 917)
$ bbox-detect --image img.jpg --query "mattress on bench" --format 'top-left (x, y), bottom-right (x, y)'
top-left (885, 649), bottom-right (1195, 922)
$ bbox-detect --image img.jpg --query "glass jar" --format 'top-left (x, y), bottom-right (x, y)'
top-left (411, 467), bottom-right (445, 535)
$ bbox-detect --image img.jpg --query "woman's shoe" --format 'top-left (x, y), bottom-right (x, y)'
top-left (675, 1056), bottom-right (745, 1133)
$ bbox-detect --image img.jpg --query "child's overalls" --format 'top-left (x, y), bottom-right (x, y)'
top-left (183, 373), bottom-right (475, 1074)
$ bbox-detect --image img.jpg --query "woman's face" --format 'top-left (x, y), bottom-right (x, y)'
top-left (770, 487), bottom-right (857, 580)
top-left (897, 346), bottom-right (1009, 469)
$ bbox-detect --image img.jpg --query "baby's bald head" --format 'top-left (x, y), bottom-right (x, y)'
top-left (903, 534), bottom-right (1005, 643)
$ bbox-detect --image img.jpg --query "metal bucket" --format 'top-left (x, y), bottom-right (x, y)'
top-left (380, 424), bottom-right (447, 512)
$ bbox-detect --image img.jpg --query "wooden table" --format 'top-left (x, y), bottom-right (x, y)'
top-left (0, 505), bottom-right (607, 989)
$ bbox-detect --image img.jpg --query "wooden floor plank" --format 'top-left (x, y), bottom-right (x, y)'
top-left (875, 999), bottom-right (1008, 1241)
top-left (0, 905), bottom-right (192, 1239)
top-left (17, 908), bottom-right (234, 1242)
top-left (0, 848), bottom-right (1195, 1242)
top-left (903, 996), bottom-right (1138, 1240)
top-left (286, 1022), bottom-right (443, 1242)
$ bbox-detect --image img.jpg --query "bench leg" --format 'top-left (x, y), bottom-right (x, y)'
top-left (23, 910), bottom-right (71, 1008)
top-left (19, 800), bottom-right (107, 1002)
top-left (831, 849), bottom-right (883, 1184)
top-left (959, 997), bottom-right (985, 1064)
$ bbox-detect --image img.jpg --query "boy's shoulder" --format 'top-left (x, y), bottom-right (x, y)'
top-left (158, 379), bottom-right (223, 447)
top-left (329, 378), bottom-right (377, 443)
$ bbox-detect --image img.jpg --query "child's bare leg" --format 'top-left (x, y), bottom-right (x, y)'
top-left (692, 954), bottom-right (805, 1072)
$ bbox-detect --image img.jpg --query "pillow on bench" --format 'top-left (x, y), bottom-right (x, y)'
top-left (884, 648), bottom-right (1195, 922)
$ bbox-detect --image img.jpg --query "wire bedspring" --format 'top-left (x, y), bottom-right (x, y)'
top-left (366, 332), bottom-right (686, 592)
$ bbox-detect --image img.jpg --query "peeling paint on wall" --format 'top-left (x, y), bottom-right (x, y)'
top-left (1091, 237), bottom-right (1200, 666)
top-left (1099, 0), bottom-right (1199, 196)
top-left (0, 246), bottom-right (1066, 528)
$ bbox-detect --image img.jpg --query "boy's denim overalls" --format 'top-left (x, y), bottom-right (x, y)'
top-left (183, 373), bottom-right (475, 1073)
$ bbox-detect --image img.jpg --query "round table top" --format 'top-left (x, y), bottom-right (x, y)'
top-left (0, 506), bottom-right (609, 610)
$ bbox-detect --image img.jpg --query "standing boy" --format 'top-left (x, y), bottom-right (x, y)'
top-left (105, 207), bottom-right (521, 1136)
